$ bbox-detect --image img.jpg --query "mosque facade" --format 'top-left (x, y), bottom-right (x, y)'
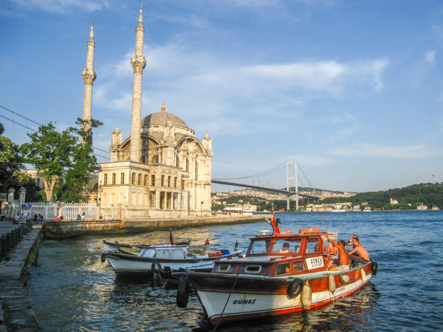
top-left (83, 6), bottom-right (213, 219)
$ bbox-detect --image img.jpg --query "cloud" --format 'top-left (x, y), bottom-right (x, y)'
top-left (10, 0), bottom-right (110, 13)
top-left (328, 143), bottom-right (443, 159)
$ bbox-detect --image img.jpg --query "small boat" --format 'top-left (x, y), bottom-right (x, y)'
top-left (103, 239), bottom-right (190, 254)
top-left (175, 226), bottom-right (378, 326)
top-left (101, 243), bottom-right (243, 279)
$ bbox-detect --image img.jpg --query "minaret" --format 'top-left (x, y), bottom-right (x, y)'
top-left (129, 5), bottom-right (146, 162)
top-left (82, 23), bottom-right (97, 138)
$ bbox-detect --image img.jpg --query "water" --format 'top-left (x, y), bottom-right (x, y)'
top-left (26, 211), bottom-right (443, 331)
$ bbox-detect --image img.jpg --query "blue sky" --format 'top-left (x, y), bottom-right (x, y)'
top-left (1, 0), bottom-right (442, 193)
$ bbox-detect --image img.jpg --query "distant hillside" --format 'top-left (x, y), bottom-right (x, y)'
top-left (320, 182), bottom-right (443, 209)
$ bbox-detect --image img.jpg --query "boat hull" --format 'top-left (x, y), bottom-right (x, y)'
top-left (104, 251), bottom-right (242, 278)
top-left (188, 263), bottom-right (373, 325)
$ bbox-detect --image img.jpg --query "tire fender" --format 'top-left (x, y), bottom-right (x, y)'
top-left (371, 261), bottom-right (378, 276)
top-left (101, 253), bottom-right (106, 263)
top-left (287, 278), bottom-right (303, 299)
top-left (177, 275), bottom-right (191, 308)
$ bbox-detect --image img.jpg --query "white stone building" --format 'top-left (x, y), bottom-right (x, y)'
top-left (84, 6), bottom-right (213, 219)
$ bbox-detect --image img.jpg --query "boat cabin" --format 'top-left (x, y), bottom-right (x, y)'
top-left (212, 229), bottom-right (328, 277)
top-left (139, 247), bottom-right (188, 259)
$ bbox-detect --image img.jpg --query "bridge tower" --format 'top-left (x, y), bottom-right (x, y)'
top-left (286, 161), bottom-right (298, 211)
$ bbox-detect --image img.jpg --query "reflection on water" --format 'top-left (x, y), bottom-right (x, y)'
top-left (26, 212), bottom-right (443, 331)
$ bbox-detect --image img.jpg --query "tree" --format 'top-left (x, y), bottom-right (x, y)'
top-left (0, 122), bottom-right (24, 192)
top-left (57, 118), bottom-right (102, 202)
top-left (21, 122), bottom-right (76, 202)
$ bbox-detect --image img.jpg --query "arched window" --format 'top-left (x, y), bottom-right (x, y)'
top-left (112, 173), bottom-right (116, 185)
top-left (103, 174), bottom-right (108, 185)
top-left (152, 155), bottom-right (159, 163)
top-left (195, 161), bottom-right (198, 181)
top-left (151, 175), bottom-right (155, 186)
top-left (174, 177), bottom-right (178, 188)
top-left (176, 156), bottom-right (180, 167)
top-left (144, 175), bottom-right (148, 186)
top-left (138, 174), bottom-right (142, 185)
top-left (168, 176), bottom-right (171, 187)
top-left (132, 173), bottom-right (136, 185)
top-left (120, 173), bottom-right (125, 184)
top-left (161, 175), bottom-right (165, 186)
top-left (186, 159), bottom-right (189, 172)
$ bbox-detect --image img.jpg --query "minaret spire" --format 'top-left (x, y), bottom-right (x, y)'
top-left (129, 4), bottom-right (146, 162)
top-left (81, 22), bottom-right (97, 143)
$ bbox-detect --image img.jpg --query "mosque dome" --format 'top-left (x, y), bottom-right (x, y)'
top-left (141, 101), bottom-right (188, 128)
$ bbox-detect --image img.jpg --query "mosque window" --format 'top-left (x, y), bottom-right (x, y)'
top-left (195, 161), bottom-right (198, 181)
top-left (161, 175), bottom-right (165, 186)
top-left (103, 174), bottom-right (108, 185)
top-left (112, 173), bottom-right (116, 185)
top-left (168, 176), bottom-right (171, 187)
top-left (132, 173), bottom-right (136, 185)
top-left (151, 175), bottom-right (155, 186)
top-left (174, 177), bottom-right (178, 188)
top-left (186, 159), bottom-right (189, 172)
top-left (176, 156), bottom-right (179, 167)
top-left (152, 155), bottom-right (159, 163)
top-left (182, 180), bottom-right (185, 190)
top-left (138, 174), bottom-right (142, 185)
top-left (121, 173), bottom-right (125, 184)
top-left (144, 175), bottom-right (148, 186)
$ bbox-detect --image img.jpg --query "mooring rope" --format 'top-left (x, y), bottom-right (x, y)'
top-left (213, 274), bottom-right (239, 332)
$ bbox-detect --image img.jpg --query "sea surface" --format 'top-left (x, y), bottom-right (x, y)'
top-left (26, 211), bottom-right (443, 331)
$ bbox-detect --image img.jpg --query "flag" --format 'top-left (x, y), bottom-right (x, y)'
top-left (271, 208), bottom-right (281, 234)
top-left (432, 174), bottom-right (435, 177)
top-left (169, 230), bottom-right (174, 245)
top-left (205, 238), bottom-right (210, 246)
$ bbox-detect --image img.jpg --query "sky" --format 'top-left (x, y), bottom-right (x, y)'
top-left (1, 0), bottom-right (442, 193)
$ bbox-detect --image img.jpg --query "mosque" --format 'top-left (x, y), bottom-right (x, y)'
top-left (81, 6), bottom-right (213, 219)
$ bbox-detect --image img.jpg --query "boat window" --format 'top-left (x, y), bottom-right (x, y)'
top-left (217, 264), bottom-right (232, 273)
top-left (293, 261), bottom-right (306, 272)
top-left (272, 239), bottom-right (302, 254)
top-left (250, 240), bottom-right (271, 254)
top-left (170, 249), bottom-right (186, 259)
top-left (245, 265), bottom-right (262, 273)
top-left (306, 238), bottom-right (320, 253)
top-left (276, 263), bottom-right (291, 275)
top-left (155, 249), bottom-right (170, 259)
top-left (139, 249), bottom-right (156, 258)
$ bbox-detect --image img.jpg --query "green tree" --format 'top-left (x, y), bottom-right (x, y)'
top-left (57, 118), bottom-right (102, 202)
top-left (0, 122), bottom-right (24, 192)
top-left (21, 122), bottom-right (77, 202)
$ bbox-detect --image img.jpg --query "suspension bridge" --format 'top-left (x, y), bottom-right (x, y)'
top-left (212, 161), bottom-right (321, 211)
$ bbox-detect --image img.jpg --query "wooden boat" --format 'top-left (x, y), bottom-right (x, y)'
top-left (103, 239), bottom-right (190, 254)
top-left (101, 244), bottom-right (243, 279)
top-left (175, 228), bottom-right (378, 326)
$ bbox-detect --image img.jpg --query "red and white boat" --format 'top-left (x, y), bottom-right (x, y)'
top-left (175, 221), bottom-right (378, 326)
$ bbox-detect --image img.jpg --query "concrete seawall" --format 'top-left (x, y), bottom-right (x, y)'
top-left (0, 223), bottom-right (44, 331)
top-left (43, 215), bottom-right (267, 239)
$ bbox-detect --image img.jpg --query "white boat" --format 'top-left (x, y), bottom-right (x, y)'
top-left (102, 244), bottom-right (243, 279)
top-left (102, 239), bottom-right (189, 254)
top-left (175, 227), bottom-right (377, 326)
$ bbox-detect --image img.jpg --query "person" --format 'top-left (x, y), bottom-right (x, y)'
top-left (348, 236), bottom-right (370, 265)
top-left (279, 242), bottom-right (291, 253)
top-left (81, 212), bottom-right (86, 221)
top-left (37, 214), bottom-right (43, 223)
top-left (55, 216), bottom-right (61, 221)
top-left (324, 233), bottom-right (350, 271)
top-left (77, 214), bottom-right (82, 221)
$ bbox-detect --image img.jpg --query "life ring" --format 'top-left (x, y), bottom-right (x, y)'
top-left (177, 275), bottom-right (191, 308)
top-left (287, 278), bottom-right (303, 299)
top-left (101, 253), bottom-right (106, 263)
top-left (371, 261), bottom-right (378, 276)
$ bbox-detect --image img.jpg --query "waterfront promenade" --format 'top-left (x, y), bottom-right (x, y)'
top-left (0, 220), bottom-right (43, 331)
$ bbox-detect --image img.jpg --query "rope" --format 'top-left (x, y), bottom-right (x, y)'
top-left (213, 274), bottom-right (238, 331)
